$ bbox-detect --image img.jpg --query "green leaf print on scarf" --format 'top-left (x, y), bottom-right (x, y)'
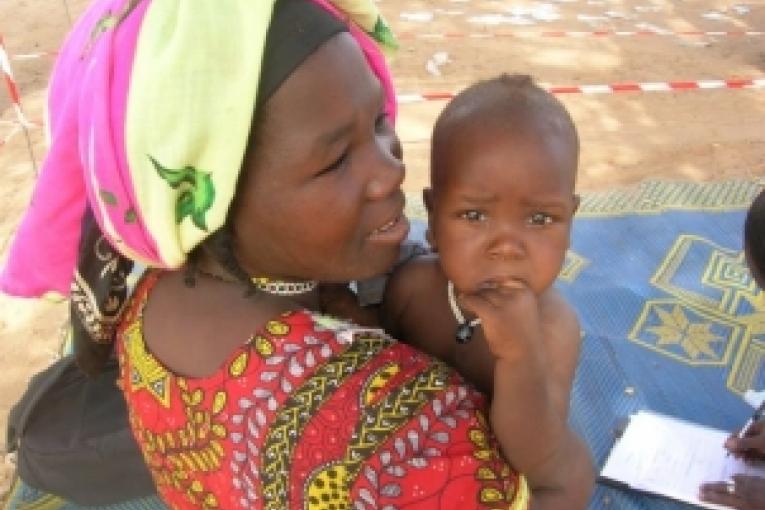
top-left (149, 155), bottom-right (216, 232)
top-left (372, 17), bottom-right (398, 49)
top-left (85, 1), bottom-right (144, 55)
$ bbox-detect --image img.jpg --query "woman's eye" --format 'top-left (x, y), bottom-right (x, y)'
top-left (319, 151), bottom-right (348, 175)
top-left (460, 210), bottom-right (486, 222)
top-left (375, 113), bottom-right (390, 132)
top-left (528, 212), bottom-right (553, 226)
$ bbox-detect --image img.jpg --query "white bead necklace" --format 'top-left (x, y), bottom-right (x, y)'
top-left (447, 281), bottom-right (481, 344)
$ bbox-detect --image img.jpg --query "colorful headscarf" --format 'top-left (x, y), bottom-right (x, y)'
top-left (1, 0), bottom-right (397, 373)
top-left (0, 0), bottom-right (397, 298)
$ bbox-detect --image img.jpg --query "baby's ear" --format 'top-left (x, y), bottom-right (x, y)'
top-left (423, 188), bottom-right (437, 251)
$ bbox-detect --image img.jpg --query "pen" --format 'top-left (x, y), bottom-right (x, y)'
top-left (727, 399), bottom-right (765, 457)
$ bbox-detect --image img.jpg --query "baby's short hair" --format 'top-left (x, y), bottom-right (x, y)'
top-left (745, 188), bottom-right (765, 285)
top-left (430, 74), bottom-right (578, 184)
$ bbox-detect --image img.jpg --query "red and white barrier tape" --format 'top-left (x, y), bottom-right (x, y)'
top-left (0, 123), bottom-right (21, 147)
top-left (398, 30), bottom-right (764, 40)
top-left (398, 77), bottom-right (765, 102)
top-left (0, 35), bottom-right (34, 128)
top-left (11, 51), bottom-right (57, 61)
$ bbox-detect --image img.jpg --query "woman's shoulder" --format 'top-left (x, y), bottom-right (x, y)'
top-left (121, 270), bottom-right (316, 379)
top-left (120, 272), bottom-right (390, 381)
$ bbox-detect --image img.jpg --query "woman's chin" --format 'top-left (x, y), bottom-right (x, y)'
top-left (354, 248), bottom-right (402, 281)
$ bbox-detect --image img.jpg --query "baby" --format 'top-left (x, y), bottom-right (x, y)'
top-left (383, 74), bottom-right (593, 507)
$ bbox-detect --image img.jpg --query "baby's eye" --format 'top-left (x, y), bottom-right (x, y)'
top-left (459, 210), bottom-right (487, 222)
top-left (528, 212), bottom-right (553, 226)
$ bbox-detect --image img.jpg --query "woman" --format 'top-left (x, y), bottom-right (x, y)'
top-left (1, 0), bottom-right (592, 508)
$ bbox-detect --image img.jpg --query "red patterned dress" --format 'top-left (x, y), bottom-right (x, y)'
top-left (117, 272), bottom-right (530, 510)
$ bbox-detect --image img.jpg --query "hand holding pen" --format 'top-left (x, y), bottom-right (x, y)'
top-left (725, 400), bottom-right (765, 459)
top-left (700, 404), bottom-right (765, 508)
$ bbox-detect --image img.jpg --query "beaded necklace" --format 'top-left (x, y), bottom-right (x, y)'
top-left (197, 268), bottom-right (317, 296)
top-left (447, 281), bottom-right (481, 344)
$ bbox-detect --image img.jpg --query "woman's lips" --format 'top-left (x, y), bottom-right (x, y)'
top-left (368, 213), bottom-right (410, 243)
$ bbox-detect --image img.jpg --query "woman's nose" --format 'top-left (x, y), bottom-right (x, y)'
top-left (366, 133), bottom-right (405, 199)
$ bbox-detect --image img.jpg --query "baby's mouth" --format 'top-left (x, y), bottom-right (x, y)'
top-left (477, 277), bottom-right (525, 291)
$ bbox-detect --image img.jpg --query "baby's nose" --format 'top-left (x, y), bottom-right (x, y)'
top-left (488, 229), bottom-right (525, 260)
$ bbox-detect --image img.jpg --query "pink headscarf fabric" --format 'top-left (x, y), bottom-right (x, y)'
top-left (0, 0), bottom-right (397, 299)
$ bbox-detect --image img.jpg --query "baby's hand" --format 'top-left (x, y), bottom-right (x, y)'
top-left (457, 280), bottom-right (543, 362)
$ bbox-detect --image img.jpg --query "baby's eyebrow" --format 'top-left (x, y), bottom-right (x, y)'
top-left (457, 193), bottom-right (498, 203)
top-left (521, 197), bottom-right (570, 209)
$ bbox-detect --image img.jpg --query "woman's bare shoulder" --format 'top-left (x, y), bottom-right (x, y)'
top-left (140, 271), bottom-right (294, 378)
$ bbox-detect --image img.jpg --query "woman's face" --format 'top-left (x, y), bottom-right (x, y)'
top-left (232, 32), bottom-right (408, 283)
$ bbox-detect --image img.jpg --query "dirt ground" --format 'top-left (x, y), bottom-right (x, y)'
top-left (1, 0), bottom-right (764, 499)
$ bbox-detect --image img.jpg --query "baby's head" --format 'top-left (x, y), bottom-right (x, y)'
top-left (745, 188), bottom-right (765, 289)
top-left (425, 74), bottom-right (580, 295)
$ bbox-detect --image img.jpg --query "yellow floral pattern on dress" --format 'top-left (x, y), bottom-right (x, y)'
top-left (229, 351), bottom-right (249, 378)
top-left (139, 377), bottom-right (228, 510)
top-left (361, 362), bottom-right (400, 405)
top-left (252, 335), bottom-right (275, 357)
top-left (468, 413), bottom-right (530, 509)
top-left (266, 319), bottom-right (290, 336)
top-left (306, 463), bottom-right (352, 510)
top-left (124, 321), bottom-right (171, 408)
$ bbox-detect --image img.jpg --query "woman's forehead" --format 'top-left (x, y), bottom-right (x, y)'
top-left (262, 33), bottom-right (383, 140)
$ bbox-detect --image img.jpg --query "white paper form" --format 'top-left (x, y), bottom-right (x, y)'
top-left (600, 411), bottom-right (765, 509)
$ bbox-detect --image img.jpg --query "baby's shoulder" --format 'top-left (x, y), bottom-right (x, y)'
top-left (386, 252), bottom-right (442, 296)
top-left (382, 253), bottom-right (445, 335)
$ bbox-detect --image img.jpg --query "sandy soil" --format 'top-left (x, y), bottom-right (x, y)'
top-left (1, 0), bottom-right (764, 499)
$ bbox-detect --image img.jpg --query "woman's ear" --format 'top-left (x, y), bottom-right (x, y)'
top-left (423, 188), bottom-right (437, 251)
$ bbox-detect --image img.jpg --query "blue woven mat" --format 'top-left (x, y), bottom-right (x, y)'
top-left (562, 180), bottom-right (765, 510)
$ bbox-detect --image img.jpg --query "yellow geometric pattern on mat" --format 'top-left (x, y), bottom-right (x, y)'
top-left (629, 234), bottom-right (765, 394)
top-left (577, 179), bottom-right (761, 217)
top-left (2, 478), bottom-right (65, 510)
top-left (559, 250), bottom-right (589, 283)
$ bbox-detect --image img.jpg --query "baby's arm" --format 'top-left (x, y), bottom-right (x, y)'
top-left (381, 255), bottom-right (455, 361)
top-left (453, 289), bottom-right (581, 418)
top-left (539, 289), bottom-right (582, 419)
top-left (459, 283), bottom-right (594, 509)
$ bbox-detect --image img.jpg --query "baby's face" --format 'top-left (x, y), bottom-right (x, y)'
top-left (428, 124), bottom-right (578, 295)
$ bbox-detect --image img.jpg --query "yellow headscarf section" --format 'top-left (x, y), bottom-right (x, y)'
top-left (125, 1), bottom-right (276, 267)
